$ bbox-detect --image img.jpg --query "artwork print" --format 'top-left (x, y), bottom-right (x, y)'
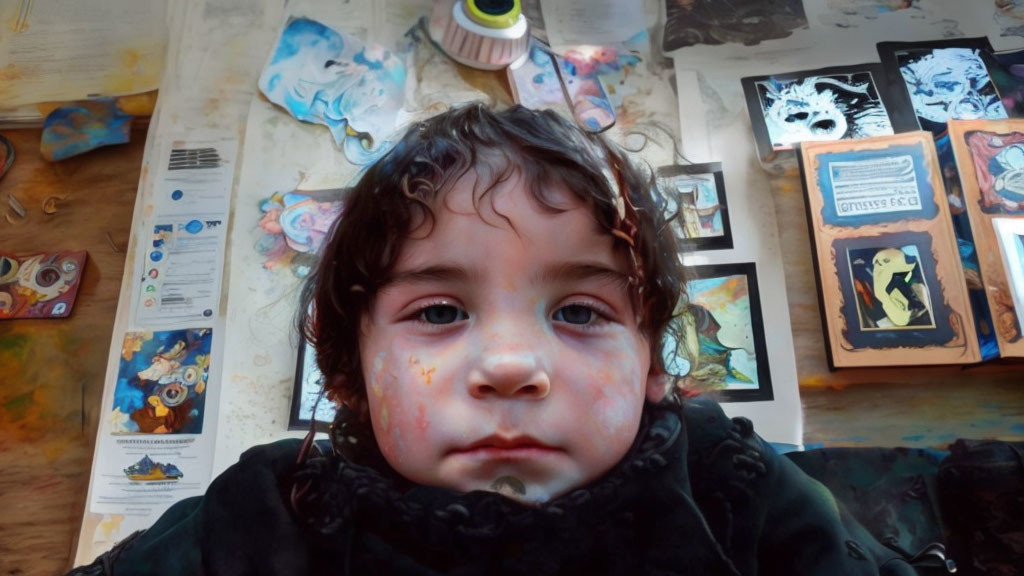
top-left (662, 263), bottom-right (772, 403)
top-left (656, 163), bottom-right (733, 251)
top-left (258, 17), bottom-right (407, 165)
top-left (894, 47), bottom-right (1007, 130)
top-left (507, 39), bottom-right (573, 118)
top-left (963, 129), bottom-right (1024, 214)
top-left (662, 0), bottom-right (808, 51)
top-left (754, 71), bottom-right (895, 150)
top-left (0, 251), bottom-right (87, 319)
top-left (993, 219), bottom-right (1024, 337)
top-left (111, 329), bottom-right (212, 434)
top-left (833, 233), bottom-right (958, 350)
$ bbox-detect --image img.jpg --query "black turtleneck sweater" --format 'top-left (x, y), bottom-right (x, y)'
top-left (70, 396), bottom-right (931, 575)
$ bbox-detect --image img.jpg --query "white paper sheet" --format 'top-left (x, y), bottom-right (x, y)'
top-left (0, 0), bottom-right (167, 108)
top-left (993, 218), bottom-right (1024, 333)
top-left (540, 0), bottom-right (647, 50)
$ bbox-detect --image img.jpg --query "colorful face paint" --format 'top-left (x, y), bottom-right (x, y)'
top-left (360, 171), bottom-right (658, 505)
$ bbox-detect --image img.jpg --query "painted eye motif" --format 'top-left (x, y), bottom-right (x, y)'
top-left (553, 304), bottom-right (595, 325)
top-left (420, 304), bottom-right (467, 325)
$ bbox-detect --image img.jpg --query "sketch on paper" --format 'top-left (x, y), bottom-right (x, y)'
top-left (994, 0), bottom-right (1024, 38)
top-left (817, 0), bottom-right (917, 28)
top-left (963, 129), bottom-right (1024, 214)
top-left (111, 329), bottom-right (212, 434)
top-left (847, 244), bottom-right (936, 330)
top-left (662, 0), bottom-right (808, 51)
top-left (256, 188), bottom-right (346, 276)
top-left (754, 72), bottom-right (895, 150)
top-left (662, 263), bottom-right (772, 403)
top-left (259, 17), bottom-right (407, 165)
top-left (656, 163), bottom-right (732, 251)
top-left (896, 47), bottom-right (1007, 128)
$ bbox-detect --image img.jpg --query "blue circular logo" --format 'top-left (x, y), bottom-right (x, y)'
top-left (171, 189), bottom-right (184, 201)
top-left (150, 250), bottom-right (163, 262)
top-left (185, 220), bottom-right (204, 234)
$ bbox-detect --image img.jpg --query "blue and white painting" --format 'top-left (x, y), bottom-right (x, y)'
top-left (897, 47), bottom-right (1006, 127)
top-left (259, 17), bottom-right (407, 165)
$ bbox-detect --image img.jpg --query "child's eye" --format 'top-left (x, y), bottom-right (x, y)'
top-left (553, 303), bottom-right (601, 326)
top-left (419, 304), bottom-right (468, 325)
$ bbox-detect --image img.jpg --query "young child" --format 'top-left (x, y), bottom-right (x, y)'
top-left (72, 105), bottom-right (932, 575)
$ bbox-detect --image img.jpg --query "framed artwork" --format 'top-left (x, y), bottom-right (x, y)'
top-left (662, 262), bottom-right (773, 403)
top-left (289, 337), bottom-right (337, 431)
top-left (657, 163), bottom-right (733, 251)
top-left (878, 38), bottom-right (1008, 135)
top-left (799, 131), bottom-right (980, 368)
top-left (949, 118), bottom-right (1024, 357)
top-left (742, 63), bottom-right (915, 166)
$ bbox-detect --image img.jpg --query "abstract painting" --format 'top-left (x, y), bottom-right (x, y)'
top-left (662, 263), bottom-right (772, 402)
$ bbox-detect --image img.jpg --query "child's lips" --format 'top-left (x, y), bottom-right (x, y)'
top-left (450, 435), bottom-right (562, 458)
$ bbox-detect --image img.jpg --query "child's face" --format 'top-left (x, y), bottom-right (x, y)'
top-left (359, 170), bottom-right (662, 505)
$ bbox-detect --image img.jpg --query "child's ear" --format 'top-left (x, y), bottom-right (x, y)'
top-left (645, 370), bottom-right (671, 403)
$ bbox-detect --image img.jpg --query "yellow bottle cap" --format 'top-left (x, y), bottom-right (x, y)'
top-left (464, 0), bottom-right (521, 29)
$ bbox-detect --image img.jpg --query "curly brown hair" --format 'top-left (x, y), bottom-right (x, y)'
top-left (298, 103), bottom-right (685, 409)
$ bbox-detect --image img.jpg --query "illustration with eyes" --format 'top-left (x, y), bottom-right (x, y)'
top-left (899, 48), bottom-right (1007, 125)
top-left (758, 75), bottom-right (893, 149)
top-left (993, 143), bottom-right (1024, 206)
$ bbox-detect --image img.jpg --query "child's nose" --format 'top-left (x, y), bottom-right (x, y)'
top-left (467, 350), bottom-right (551, 400)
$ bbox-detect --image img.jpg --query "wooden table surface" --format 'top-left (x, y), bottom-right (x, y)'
top-left (0, 127), bottom-right (146, 576)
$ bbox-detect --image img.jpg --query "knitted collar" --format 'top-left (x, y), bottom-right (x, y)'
top-left (289, 400), bottom-right (738, 575)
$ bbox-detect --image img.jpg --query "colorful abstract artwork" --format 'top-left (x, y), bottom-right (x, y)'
top-left (656, 163), bottom-right (732, 251)
top-left (662, 263), bottom-right (772, 402)
top-left (111, 329), bottom-right (212, 434)
top-left (258, 17), bottom-right (407, 165)
top-left (40, 99), bottom-right (133, 162)
top-left (256, 188), bottom-right (345, 276)
top-left (662, 0), bottom-right (808, 51)
top-left (0, 251), bottom-right (87, 319)
top-left (963, 129), bottom-right (1024, 214)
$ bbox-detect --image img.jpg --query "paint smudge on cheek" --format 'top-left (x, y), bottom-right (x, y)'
top-left (420, 366), bottom-right (436, 386)
top-left (416, 402), bottom-right (430, 433)
top-left (370, 351), bottom-right (386, 399)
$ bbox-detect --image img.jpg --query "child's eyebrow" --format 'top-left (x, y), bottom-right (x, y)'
top-left (535, 262), bottom-right (631, 290)
top-left (382, 264), bottom-right (481, 289)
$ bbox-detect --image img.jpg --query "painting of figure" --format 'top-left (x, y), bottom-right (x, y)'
top-left (111, 329), bottom-right (212, 434)
top-left (662, 263), bottom-right (772, 402)
top-left (755, 72), bottom-right (895, 150)
top-left (848, 245), bottom-right (936, 330)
